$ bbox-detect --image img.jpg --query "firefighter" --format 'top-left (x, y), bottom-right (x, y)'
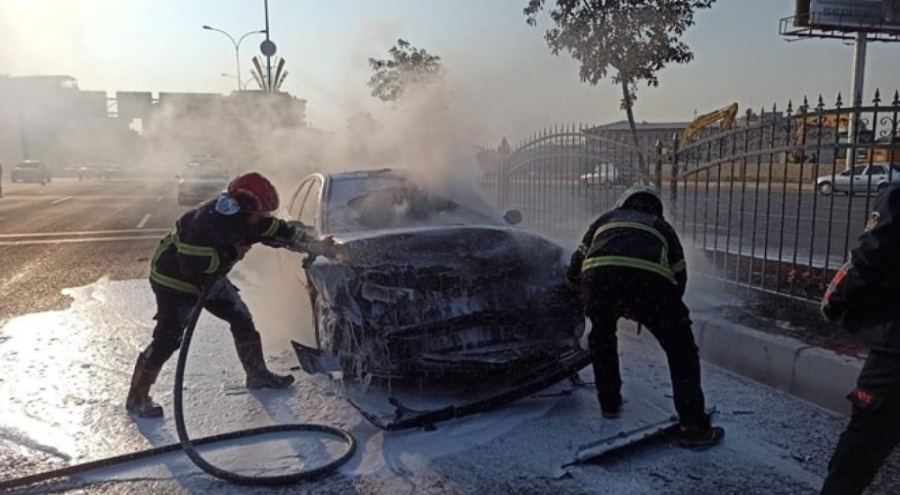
top-left (567, 185), bottom-right (724, 448)
top-left (819, 183), bottom-right (900, 494)
top-left (126, 171), bottom-right (336, 418)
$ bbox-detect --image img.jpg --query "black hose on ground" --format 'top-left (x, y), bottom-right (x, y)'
top-left (0, 273), bottom-right (356, 491)
top-left (171, 282), bottom-right (355, 485)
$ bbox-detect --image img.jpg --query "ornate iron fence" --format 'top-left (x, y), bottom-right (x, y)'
top-left (479, 91), bottom-right (900, 303)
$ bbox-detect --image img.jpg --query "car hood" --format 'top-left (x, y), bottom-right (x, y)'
top-left (326, 225), bottom-right (566, 268)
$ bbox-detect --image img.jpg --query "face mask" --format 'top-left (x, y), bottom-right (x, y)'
top-left (215, 193), bottom-right (241, 215)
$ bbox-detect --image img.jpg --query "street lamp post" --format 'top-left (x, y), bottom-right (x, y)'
top-left (220, 73), bottom-right (252, 90)
top-left (202, 25), bottom-right (266, 91)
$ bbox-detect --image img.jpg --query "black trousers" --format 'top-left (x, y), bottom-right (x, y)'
top-left (582, 266), bottom-right (708, 428)
top-left (140, 278), bottom-right (260, 371)
top-left (821, 351), bottom-right (900, 495)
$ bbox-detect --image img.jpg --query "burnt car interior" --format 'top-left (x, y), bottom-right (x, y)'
top-left (347, 184), bottom-right (459, 229)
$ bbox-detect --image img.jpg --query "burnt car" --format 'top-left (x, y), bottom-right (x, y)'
top-left (282, 168), bottom-right (590, 429)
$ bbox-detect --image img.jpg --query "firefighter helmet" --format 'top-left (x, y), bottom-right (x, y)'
top-left (227, 172), bottom-right (280, 213)
top-left (614, 184), bottom-right (663, 216)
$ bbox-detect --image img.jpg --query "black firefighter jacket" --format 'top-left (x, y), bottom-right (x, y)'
top-left (567, 208), bottom-right (688, 297)
top-left (150, 199), bottom-right (305, 295)
top-left (823, 184), bottom-right (900, 354)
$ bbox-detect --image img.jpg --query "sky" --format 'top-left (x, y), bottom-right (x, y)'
top-left (1, 0), bottom-right (900, 139)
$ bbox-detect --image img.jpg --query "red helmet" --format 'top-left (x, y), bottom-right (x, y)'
top-left (227, 172), bottom-right (279, 213)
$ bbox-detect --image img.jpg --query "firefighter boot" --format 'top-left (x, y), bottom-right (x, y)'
top-left (125, 355), bottom-right (164, 418)
top-left (236, 336), bottom-right (295, 389)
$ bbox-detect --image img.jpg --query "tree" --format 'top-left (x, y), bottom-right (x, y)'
top-left (524, 1), bottom-right (716, 160)
top-left (368, 39), bottom-right (445, 105)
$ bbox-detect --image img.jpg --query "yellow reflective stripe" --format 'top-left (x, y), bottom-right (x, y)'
top-left (149, 268), bottom-right (201, 295)
top-left (593, 221), bottom-right (669, 249)
top-left (672, 259), bottom-right (686, 273)
top-left (173, 234), bottom-right (220, 275)
top-left (262, 218), bottom-right (280, 238)
top-left (152, 234), bottom-right (175, 266)
top-left (582, 256), bottom-right (677, 284)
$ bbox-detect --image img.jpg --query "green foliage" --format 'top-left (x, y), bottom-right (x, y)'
top-left (524, 0), bottom-right (715, 110)
top-left (368, 39), bottom-right (445, 104)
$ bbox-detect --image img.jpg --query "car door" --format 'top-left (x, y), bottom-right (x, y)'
top-left (865, 165), bottom-right (887, 192)
top-left (839, 165), bottom-right (867, 193)
top-left (286, 177), bottom-right (322, 288)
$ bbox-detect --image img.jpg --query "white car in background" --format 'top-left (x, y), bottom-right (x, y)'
top-left (815, 162), bottom-right (900, 196)
top-left (579, 163), bottom-right (621, 187)
top-left (176, 159), bottom-right (228, 206)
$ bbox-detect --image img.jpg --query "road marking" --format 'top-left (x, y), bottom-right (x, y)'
top-left (0, 236), bottom-right (161, 246)
top-left (136, 214), bottom-right (151, 229)
top-left (50, 197), bottom-right (71, 205)
top-left (156, 196), bottom-right (162, 202)
top-left (0, 228), bottom-right (169, 239)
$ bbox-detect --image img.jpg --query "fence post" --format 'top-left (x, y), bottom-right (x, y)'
top-left (654, 139), bottom-right (663, 191)
top-left (670, 132), bottom-right (680, 222)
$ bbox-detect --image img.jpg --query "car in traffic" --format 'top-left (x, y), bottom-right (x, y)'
top-left (77, 163), bottom-right (107, 181)
top-left (10, 160), bottom-right (51, 184)
top-left (175, 159), bottom-right (228, 206)
top-left (281, 168), bottom-right (590, 429)
top-left (815, 162), bottom-right (900, 196)
top-left (579, 163), bottom-right (621, 187)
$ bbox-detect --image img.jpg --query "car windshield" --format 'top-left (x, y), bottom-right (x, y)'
top-left (15, 163), bottom-right (43, 169)
top-left (325, 174), bottom-right (504, 234)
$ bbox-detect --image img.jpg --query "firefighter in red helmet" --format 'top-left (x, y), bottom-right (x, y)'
top-left (126, 172), bottom-right (336, 418)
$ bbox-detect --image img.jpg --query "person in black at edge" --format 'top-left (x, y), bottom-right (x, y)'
top-left (126, 171), bottom-right (336, 418)
top-left (567, 184), bottom-right (725, 448)
top-left (820, 183), bottom-right (900, 494)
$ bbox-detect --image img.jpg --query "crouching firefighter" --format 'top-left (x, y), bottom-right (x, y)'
top-left (819, 183), bottom-right (900, 495)
top-left (566, 185), bottom-right (724, 448)
top-left (127, 171), bottom-right (337, 418)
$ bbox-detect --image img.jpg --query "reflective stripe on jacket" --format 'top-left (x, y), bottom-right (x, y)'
top-left (149, 198), bottom-right (303, 294)
top-left (567, 209), bottom-right (687, 295)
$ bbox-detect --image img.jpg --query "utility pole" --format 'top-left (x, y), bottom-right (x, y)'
top-left (264, 0), bottom-right (272, 90)
top-left (846, 31), bottom-right (867, 169)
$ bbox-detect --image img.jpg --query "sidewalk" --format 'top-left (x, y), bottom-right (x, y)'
top-left (682, 289), bottom-right (863, 417)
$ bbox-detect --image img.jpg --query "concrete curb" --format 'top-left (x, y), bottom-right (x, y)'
top-left (691, 315), bottom-right (863, 417)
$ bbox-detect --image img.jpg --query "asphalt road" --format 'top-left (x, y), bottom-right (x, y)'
top-left (0, 178), bottom-right (184, 320)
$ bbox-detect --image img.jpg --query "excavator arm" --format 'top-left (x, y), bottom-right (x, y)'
top-left (680, 103), bottom-right (739, 146)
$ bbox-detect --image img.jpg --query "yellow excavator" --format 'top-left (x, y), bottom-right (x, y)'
top-left (680, 102), bottom-right (739, 146)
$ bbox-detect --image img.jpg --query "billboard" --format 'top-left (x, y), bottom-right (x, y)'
top-left (116, 91), bottom-right (153, 120)
top-left (795, 0), bottom-right (900, 31)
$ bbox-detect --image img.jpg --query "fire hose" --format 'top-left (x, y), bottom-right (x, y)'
top-left (0, 242), bottom-right (356, 491)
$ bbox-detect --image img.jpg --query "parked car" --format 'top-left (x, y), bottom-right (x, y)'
top-left (78, 163), bottom-right (106, 181)
top-left (10, 161), bottom-right (51, 184)
top-left (281, 168), bottom-right (589, 428)
top-left (175, 159), bottom-right (228, 206)
top-left (815, 162), bottom-right (900, 196)
top-left (579, 163), bottom-right (621, 187)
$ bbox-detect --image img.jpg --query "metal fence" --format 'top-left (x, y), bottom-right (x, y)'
top-left (478, 90), bottom-right (900, 304)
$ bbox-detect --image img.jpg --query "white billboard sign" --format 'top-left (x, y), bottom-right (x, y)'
top-left (808, 0), bottom-right (900, 31)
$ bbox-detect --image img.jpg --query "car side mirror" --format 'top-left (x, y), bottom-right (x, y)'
top-left (503, 209), bottom-right (523, 226)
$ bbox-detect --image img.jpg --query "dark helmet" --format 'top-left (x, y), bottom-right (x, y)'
top-left (227, 172), bottom-right (279, 213)
top-left (614, 184), bottom-right (663, 216)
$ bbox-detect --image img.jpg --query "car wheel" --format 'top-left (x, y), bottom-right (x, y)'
top-left (818, 182), bottom-right (833, 196)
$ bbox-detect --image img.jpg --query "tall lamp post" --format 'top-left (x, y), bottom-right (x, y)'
top-left (220, 73), bottom-right (252, 90)
top-left (202, 25), bottom-right (266, 91)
